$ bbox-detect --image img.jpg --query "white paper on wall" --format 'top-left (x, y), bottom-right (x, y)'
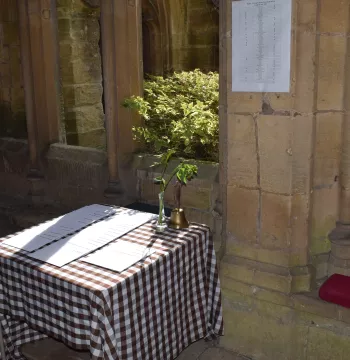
top-left (231, 0), bottom-right (292, 93)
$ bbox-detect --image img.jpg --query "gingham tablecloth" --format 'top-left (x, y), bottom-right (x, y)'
top-left (0, 218), bottom-right (224, 360)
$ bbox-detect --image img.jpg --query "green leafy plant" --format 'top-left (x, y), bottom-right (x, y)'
top-left (123, 70), bottom-right (219, 162)
top-left (153, 150), bottom-right (198, 194)
top-left (152, 150), bottom-right (198, 225)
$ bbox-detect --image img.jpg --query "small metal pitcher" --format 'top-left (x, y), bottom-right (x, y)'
top-left (169, 208), bottom-right (189, 229)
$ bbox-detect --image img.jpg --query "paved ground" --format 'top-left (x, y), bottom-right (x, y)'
top-left (176, 340), bottom-right (251, 359)
top-left (1, 211), bottom-right (251, 360)
top-left (22, 338), bottom-right (250, 360)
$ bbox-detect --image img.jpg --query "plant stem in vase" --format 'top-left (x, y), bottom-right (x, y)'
top-left (156, 191), bottom-right (167, 232)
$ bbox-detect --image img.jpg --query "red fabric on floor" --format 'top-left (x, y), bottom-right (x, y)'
top-left (319, 273), bottom-right (350, 308)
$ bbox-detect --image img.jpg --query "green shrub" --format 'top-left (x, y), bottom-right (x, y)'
top-left (123, 69), bottom-right (219, 162)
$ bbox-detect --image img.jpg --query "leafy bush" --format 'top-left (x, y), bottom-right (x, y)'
top-left (123, 69), bottom-right (219, 162)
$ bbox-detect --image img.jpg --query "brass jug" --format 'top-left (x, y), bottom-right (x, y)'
top-left (169, 208), bottom-right (189, 229)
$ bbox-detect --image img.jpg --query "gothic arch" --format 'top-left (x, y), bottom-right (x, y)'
top-left (142, 0), bottom-right (171, 75)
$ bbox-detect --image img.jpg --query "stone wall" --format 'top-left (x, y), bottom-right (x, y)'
top-left (0, 0), bottom-right (218, 147)
top-left (133, 154), bottom-right (223, 254)
top-left (0, 141), bottom-right (221, 247)
top-left (142, 0), bottom-right (219, 75)
top-left (171, 0), bottom-right (219, 72)
top-left (0, 0), bottom-right (26, 139)
top-left (57, 0), bottom-right (105, 148)
top-left (0, 137), bottom-right (117, 208)
top-left (220, 0), bottom-right (350, 359)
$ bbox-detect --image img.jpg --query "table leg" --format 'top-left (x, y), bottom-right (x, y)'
top-left (0, 322), bottom-right (6, 360)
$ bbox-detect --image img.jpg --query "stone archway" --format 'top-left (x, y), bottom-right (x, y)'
top-left (141, 0), bottom-right (171, 75)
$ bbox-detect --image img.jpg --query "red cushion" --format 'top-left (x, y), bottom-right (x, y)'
top-left (319, 274), bottom-right (350, 308)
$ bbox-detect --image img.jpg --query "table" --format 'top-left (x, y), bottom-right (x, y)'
top-left (0, 217), bottom-right (223, 360)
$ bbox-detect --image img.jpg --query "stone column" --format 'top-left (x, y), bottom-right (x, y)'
top-left (329, 0), bottom-right (350, 277)
top-left (100, 0), bottom-right (143, 197)
top-left (310, 0), bottom-right (349, 277)
top-left (17, 0), bottom-right (61, 196)
top-left (339, 8), bottom-right (350, 224)
top-left (221, 0), bottom-right (315, 296)
top-left (220, 0), bottom-right (350, 355)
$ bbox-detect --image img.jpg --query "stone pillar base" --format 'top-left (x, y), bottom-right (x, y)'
top-left (220, 256), bottom-right (314, 295)
top-left (328, 223), bottom-right (350, 276)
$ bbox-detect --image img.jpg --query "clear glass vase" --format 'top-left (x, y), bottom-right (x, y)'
top-left (156, 191), bottom-right (167, 232)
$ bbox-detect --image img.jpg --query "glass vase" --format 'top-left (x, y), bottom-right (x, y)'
top-left (156, 191), bottom-right (167, 232)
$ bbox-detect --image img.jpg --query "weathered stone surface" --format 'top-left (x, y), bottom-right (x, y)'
top-left (296, 0), bottom-right (317, 33)
top-left (340, 188), bottom-right (350, 223)
top-left (66, 129), bottom-right (106, 149)
top-left (317, 35), bottom-right (346, 110)
top-left (199, 347), bottom-right (251, 360)
top-left (60, 58), bottom-right (102, 85)
top-left (225, 239), bottom-right (308, 268)
top-left (62, 84), bottom-right (103, 108)
top-left (330, 239), bottom-right (350, 260)
top-left (227, 93), bottom-right (262, 113)
top-left (258, 115), bottom-right (293, 194)
top-left (310, 253), bottom-right (329, 280)
top-left (226, 187), bottom-right (259, 243)
top-left (222, 281), bottom-right (350, 360)
top-left (65, 104), bottom-right (104, 133)
top-left (311, 187), bottom-right (338, 255)
top-left (2, 22), bottom-right (19, 44)
top-left (328, 254), bottom-right (350, 276)
top-left (21, 336), bottom-right (247, 360)
top-left (260, 192), bottom-right (291, 249)
top-left (306, 327), bottom-right (350, 360)
top-left (227, 114), bottom-right (258, 188)
top-left (57, 0), bottom-right (104, 148)
top-left (179, 186), bottom-right (212, 210)
top-left (0, 0), bottom-right (26, 139)
top-left (222, 292), bottom-right (307, 360)
top-left (175, 340), bottom-right (212, 360)
top-left (220, 256), bottom-right (301, 293)
top-left (291, 116), bottom-right (313, 194)
top-left (290, 194), bottom-right (310, 254)
top-left (143, 0), bottom-right (219, 74)
top-left (184, 208), bottom-right (215, 229)
top-left (319, 0), bottom-right (350, 33)
top-left (313, 113), bottom-right (342, 186)
top-left (264, 93), bottom-right (293, 113)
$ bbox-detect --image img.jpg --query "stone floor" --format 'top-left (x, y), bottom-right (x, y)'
top-left (21, 338), bottom-right (250, 360)
top-left (176, 340), bottom-right (251, 360)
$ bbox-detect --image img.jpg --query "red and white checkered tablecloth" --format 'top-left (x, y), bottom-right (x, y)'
top-left (0, 217), bottom-right (224, 360)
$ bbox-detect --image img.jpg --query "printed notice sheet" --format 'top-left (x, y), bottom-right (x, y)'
top-left (84, 240), bottom-right (156, 272)
top-left (3, 204), bottom-right (116, 252)
top-left (28, 209), bottom-right (156, 267)
top-left (231, 0), bottom-right (292, 92)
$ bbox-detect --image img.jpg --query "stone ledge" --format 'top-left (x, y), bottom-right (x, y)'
top-left (226, 239), bottom-right (309, 268)
top-left (221, 274), bottom-right (350, 326)
top-left (330, 239), bottom-right (350, 260)
top-left (0, 137), bottom-right (28, 152)
top-left (220, 255), bottom-right (313, 294)
top-left (47, 143), bottom-right (107, 164)
top-left (132, 154), bottom-right (219, 185)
